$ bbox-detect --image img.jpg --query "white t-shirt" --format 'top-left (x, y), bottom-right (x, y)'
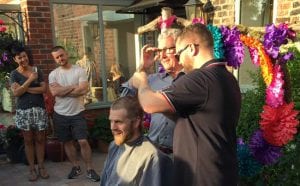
top-left (49, 65), bottom-right (88, 116)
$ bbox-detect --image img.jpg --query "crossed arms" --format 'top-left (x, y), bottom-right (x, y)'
top-left (49, 81), bottom-right (88, 98)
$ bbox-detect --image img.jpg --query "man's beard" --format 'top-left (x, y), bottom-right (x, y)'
top-left (113, 130), bottom-right (133, 146)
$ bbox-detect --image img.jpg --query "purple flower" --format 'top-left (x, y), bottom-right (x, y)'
top-left (220, 26), bottom-right (244, 68)
top-left (2, 52), bottom-right (8, 62)
top-left (263, 23), bottom-right (293, 60)
top-left (279, 52), bottom-right (294, 64)
top-left (158, 63), bottom-right (165, 73)
top-left (143, 113), bottom-right (151, 123)
top-left (249, 129), bottom-right (282, 165)
top-left (237, 138), bottom-right (245, 145)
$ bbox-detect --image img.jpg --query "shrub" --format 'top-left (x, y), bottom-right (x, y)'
top-left (89, 115), bottom-right (113, 144)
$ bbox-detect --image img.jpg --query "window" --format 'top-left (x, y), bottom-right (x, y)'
top-left (236, 0), bottom-right (274, 92)
top-left (240, 0), bottom-right (273, 26)
top-left (0, 12), bottom-right (24, 41)
top-left (51, 3), bottom-right (139, 107)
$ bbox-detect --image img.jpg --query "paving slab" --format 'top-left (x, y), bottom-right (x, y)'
top-left (0, 151), bottom-right (107, 186)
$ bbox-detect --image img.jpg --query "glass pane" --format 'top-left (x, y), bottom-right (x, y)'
top-left (102, 6), bottom-right (136, 102)
top-left (0, 13), bottom-right (23, 40)
top-left (238, 46), bottom-right (258, 93)
top-left (240, 0), bottom-right (273, 26)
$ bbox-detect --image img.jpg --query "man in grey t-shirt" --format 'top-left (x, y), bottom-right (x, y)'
top-left (49, 46), bottom-right (100, 182)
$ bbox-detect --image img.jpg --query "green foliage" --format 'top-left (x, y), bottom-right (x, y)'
top-left (237, 44), bottom-right (300, 185)
top-left (88, 115), bottom-right (113, 143)
top-left (237, 70), bottom-right (265, 142)
top-left (286, 46), bottom-right (300, 110)
top-left (0, 125), bottom-right (23, 149)
top-left (262, 134), bottom-right (300, 186)
top-left (0, 27), bottom-right (23, 88)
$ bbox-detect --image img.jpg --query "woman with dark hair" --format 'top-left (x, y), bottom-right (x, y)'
top-left (9, 47), bottom-right (49, 181)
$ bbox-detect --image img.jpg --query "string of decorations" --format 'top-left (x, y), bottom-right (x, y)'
top-left (206, 22), bottom-right (299, 177)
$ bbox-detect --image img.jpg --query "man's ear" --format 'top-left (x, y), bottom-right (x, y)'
top-left (133, 117), bottom-right (142, 129)
top-left (191, 44), bottom-right (198, 56)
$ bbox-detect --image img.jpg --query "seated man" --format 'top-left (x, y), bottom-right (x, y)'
top-left (100, 96), bottom-right (173, 186)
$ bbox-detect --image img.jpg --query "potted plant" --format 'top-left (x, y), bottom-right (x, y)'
top-left (88, 115), bottom-right (113, 153)
top-left (44, 90), bottom-right (66, 162)
top-left (0, 124), bottom-right (7, 154)
top-left (2, 125), bottom-right (25, 163)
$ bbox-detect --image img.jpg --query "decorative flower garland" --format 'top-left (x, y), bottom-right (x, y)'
top-left (240, 35), bottom-right (273, 86)
top-left (206, 23), bottom-right (299, 177)
top-left (206, 24), bottom-right (225, 60)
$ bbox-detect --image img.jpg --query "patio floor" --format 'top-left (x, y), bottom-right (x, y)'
top-left (0, 150), bottom-right (107, 186)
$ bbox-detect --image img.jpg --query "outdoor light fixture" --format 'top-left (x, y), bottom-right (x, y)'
top-left (184, 0), bottom-right (204, 20)
top-left (184, 0), bottom-right (215, 24)
top-left (203, 0), bottom-right (215, 24)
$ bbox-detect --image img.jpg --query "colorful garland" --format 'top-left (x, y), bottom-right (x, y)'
top-left (240, 35), bottom-right (273, 86)
top-left (205, 23), bottom-right (299, 176)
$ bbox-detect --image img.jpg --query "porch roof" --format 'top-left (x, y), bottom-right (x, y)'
top-left (116, 0), bottom-right (188, 14)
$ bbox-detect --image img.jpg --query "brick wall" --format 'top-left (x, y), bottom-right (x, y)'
top-left (212, 0), bottom-right (235, 26)
top-left (211, 0), bottom-right (300, 26)
top-left (277, 0), bottom-right (300, 24)
top-left (20, 0), bottom-right (54, 79)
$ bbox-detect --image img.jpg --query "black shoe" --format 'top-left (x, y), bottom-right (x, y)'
top-left (86, 169), bottom-right (100, 182)
top-left (68, 166), bottom-right (81, 179)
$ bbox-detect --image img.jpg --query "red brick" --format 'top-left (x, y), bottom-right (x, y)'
top-left (40, 39), bottom-right (53, 43)
top-left (26, 1), bottom-right (41, 6)
top-left (43, 12), bottom-right (51, 18)
top-left (36, 18), bottom-right (50, 23)
top-left (30, 33), bottom-right (45, 38)
top-left (28, 12), bottom-right (42, 17)
top-left (32, 54), bottom-right (45, 60)
top-left (36, 6), bottom-right (50, 12)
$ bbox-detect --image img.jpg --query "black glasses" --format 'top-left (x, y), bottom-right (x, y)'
top-left (155, 46), bottom-right (176, 55)
top-left (174, 44), bottom-right (199, 61)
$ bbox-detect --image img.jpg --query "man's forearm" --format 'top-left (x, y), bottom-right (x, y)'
top-left (138, 83), bottom-right (172, 114)
top-left (68, 87), bottom-right (88, 97)
top-left (138, 84), bottom-right (157, 113)
top-left (50, 85), bottom-right (74, 97)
